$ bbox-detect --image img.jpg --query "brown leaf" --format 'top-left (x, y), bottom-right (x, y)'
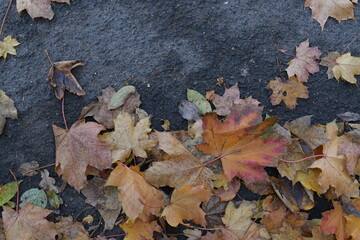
top-left (321, 201), bottom-right (346, 240)
top-left (214, 179), bottom-right (241, 202)
top-left (266, 76), bottom-right (309, 109)
top-left (106, 164), bottom-right (164, 222)
top-left (81, 178), bottom-right (122, 230)
top-left (17, 0), bottom-right (70, 20)
top-left (39, 169), bottom-right (60, 193)
top-left (2, 203), bottom-right (57, 240)
top-left (99, 111), bottom-right (157, 163)
top-left (120, 219), bottom-right (161, 240)
top-left (48, 60), bottom-right (85, 100)
top-left (53, 120), bottom-right (112, 191)
top-left (18, 161), bottom-right (39, 177)
top-left (286, 39), bottom-right (322, 82)
top-left (0, 90), bottom-right (17, 135)
top-left (271, 222), bottom-right (304, 240)
top-left (55, 216), bottom-right (90, 240)
top-left (202, 196), bottom-right (227, 228)
top-left (144, 132), bottom-right (214, 189)
top-left (262, 195), bottom-right (287, 234)
top-left (338, 131), bottom-right (360, 175)
top-left (161, 185), bottom-right (212, 227)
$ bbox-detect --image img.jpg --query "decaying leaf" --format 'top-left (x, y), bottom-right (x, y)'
top-left (161, 185), bottom-right (212, 227)
top-left (321, 201), bottom-right (346, 240)
top-left (17, 0), bottom-right (70, 20)
top-left (20, 188), bottom-right (47, 208)
top-left (18, 161), bottom-right (39, 177)
top-left (39, 169), bottom-right (60, 193)
top-left (55, 216), bottom-right (90, 240)
top-left (202, 196), bottom-right (228, 228)
top-left (197, 105), bottom-right (286, 182)
top-left (81, 178), bottom-right (122, 230)
top-left (286, 39), bottom-right (322, 82)
top-left (145, 132), bottom-right (214, 189)
top-left (214, 178), bottom-right (241, 202)
top-left (0, 90), bottom-right (18, 135)
top-left (304, 0), bottom-right (355, 29)
top-left (53, 120), bottom-right (112, 191)
top-left (338, 131), bottom-right (360, 175)
top-left (47, 59), bottom-right (85, 100)
top-left (321, 52), bottom-right (360, 84)
top-left (266, 76), bottom-right (309, 109)
top-left (99, 111), bottom-right (157, 163)
top-left (120, 219), bottom-right (161, 240)
top-left (187, 89), bottom-right (212, 115)
top-left (106, 164), bottom-right (163, 222)
top-left (178, 100), bottom-right (201, 121)
top-left (262, 195), bottom-right (287, 234)
top-left (0, 36), bottom-right (20, 59)
top-left (337, 111), bottom-right (360, 122)
top-left (2, 203), bottom-right (57, 240)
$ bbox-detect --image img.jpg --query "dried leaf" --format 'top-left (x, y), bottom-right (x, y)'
top-left (39, 170), bottom-right (60, 193)
top-left (266, 76), bottom-right (308, 109)
top-left (178, 100), bottom-right (201, 121)
top-left (18, 161), bottom-right (39, 176)
top-left (55, 216), bottom-right (90, 240)
top-left (47, 59), bottom-right (85, 100)
top-left (120, 219), bottom-right (161, 240)
top-left (0, 90), bottom-right (18, 135)
top-left (294, 169), bottom-right (322, 195)
top-left (202, 196), bottom-right (227, 228)
top-left (338, 132), bottom-right (360, 175)
top-left (99, 111), bottom-right (157, 163)
top-left (214, 179), bottom-right (241, 202)
top-left (53, 120), bottom-right (112, 191)
top-left (187, 89), bottom-right (212, 115)
top-left (109, 85), bottom-right (136, 110)
top-left (161, 185), bottom-right (212, 227)
top-left (321, 201), bottom-right (346, 240)
top-left (0, 36), bottom-right (20, 59)
top-left (337, 112), bottom-right (360, 122)
top-left (17, 0), bottom-right (70, 20)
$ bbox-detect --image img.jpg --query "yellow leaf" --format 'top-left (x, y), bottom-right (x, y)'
top-left (294, 168), bottom-right (322, 195)
top-left (161, 185), bottom-right (212, 227)
top-left (120, 219), bottom-right (161, 240)
top-left (0, 36), bottom-right (20, 59)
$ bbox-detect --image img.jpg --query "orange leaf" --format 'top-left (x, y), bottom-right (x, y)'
top-left (120, 219), bottom-right (161, 240)
top-left (197, 106), bottom-right (286, 182)
top-left (321, 201), bottom-right (346, 240)
top-left (106, 164), bottom-right (163, 222)
top-left (161, 185), bottom-right (212, 227)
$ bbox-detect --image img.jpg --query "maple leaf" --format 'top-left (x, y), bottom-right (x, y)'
top-left (309, 121), bottom-right (360, 197)
top-left (271, 222), bottom-right (304, 240)
top-left (197, 105), bottom-right (286, 182)
top-left (161, 185), bottom-right (212, 227)
top-left (53, 120), bottom-right (112, 191)
top-left (106, 164), bottom-right (164, 222)
top-left (214, 179), bottom-right (241, 202)
top-left (202, 196), bottom-right (228, 228)
top-left (321, 52), bottom-right (360, 84)
top-left (338, 131), bottom-right (360, 175)
top-left (0, 90), bottom-right (17, 135)
top-left (266, 76), bottom-right (309, 109)
top-left (55, 216), bottom-right (91, 240)
top-left (17, 0), bottom-right (70, 20)
top-left (321, 201), bottom-right (346, 240)
top-left (47, 59), bottom-right (85, 100)
top-left (286, 39), bottom-right (322, 82)
top-left (2, 203), bottom-right (57, 240)
top-left (304, 226), bottom-right (335, 240)
top-left (99, 111), bottom-right (157, 163)
top-left (344, 199), bottom-right (360, 240)
top-left (304, 0), bottom-right (355, 29)
top-left (120, 219), bottom-right (161, 240)
top-left (0, 36), bottom-right (20, 59)
top-left (144, 131), bottom-right (214, 189)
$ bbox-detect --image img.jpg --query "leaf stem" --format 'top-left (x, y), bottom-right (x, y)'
top-left (44, 50), bottom-right (55, 66)
top-left (24, 163), bottom-right (55, 175)
top-left (62, 96), bottom-right (68, 130)
top-left (0, 0), bottom-right (13, 36)
top-left (202, 149), bottom-right (241, 167)
top-left (279, 154), bottom-right (327, 163)
top-left (8, 170), bottom-right (19, 214)
top-left (274, 44), bottom-right (295, 57)
top-left (139, 198), bottom-right (171, 209)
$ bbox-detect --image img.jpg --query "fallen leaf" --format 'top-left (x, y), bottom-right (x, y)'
top-left (304, 225), bottom-right (335, 240)
top-left (0, 36), bottom-right (20, 59)
top-left (20, 188), bottom-right (47, 208)
top-left (197, 105), bottom-right (286, 182)
top-left (338, 131), bottom-right (360, 175)
top-left (309, 122), bottom-right (360, 197)
top-left (82, 215), bottom-right (94, 224)
top-left (16, 0), bottom-right (70, 20)
top-left (344, 199), bottom-right (360, 240)
top-left (202, 196), bottom-right (227, 228)
top-left (214, 179), bottom-right (241, 202)
top-left (0, 181), bottom-right (21, 206)
top-left (266, 76), bottom-right (309, 109)
top-left (178, 100), bottom-right (201, 121)
top-left (47, 59), bottom-right (85, 100)
top-left (161, 119), bottom-right (170, 131)
top-left (271, 222), bottom-right (304, 240)
top-left (120, 219), bottom-right (161, 240)
top-left (286, 39), bottom-right (322, 82)
top-left (109, 85), bottom-right (136, 110)
top-left (321, 201), bottom-right (346, 240)
top-left (106, 164), bottom-right (163, 222)
top-left (183, 229), bottom-right (202, 240)
top-left (99, 111), bottom-right (157, 163)
top-left (46, 190), bottom-right (61, 209)
top-left (187, 89), bottom-right (212, 115)
top-left (294, 169), bottom-right (322, 195)
top-left (81, 177), bottom-right (122, 230)
top-left (161, 185), bottom-right (212, 227)
top-left (2, 203), bottom-right (57, 240)
top-left (337, 112), bottom-right (360, 122)
top-left (144, 132), bottom-right (214, 189)
top-left (262, 196), bottom-right (287, 234)
top-left (53, 120), bottom-right (112, 191)
top-left (18, 161), bottom-right (39, 176)
top-left (205, 90), bottom-right (216, 101)
top-left (304, 0), bottom-right (355, 29)
top-left (284, 115), bottom-right (329, 150)
top-left (0, 90), bottom-right (18, 135)
top-left (39, 169), bottom-right (60, 193)
top-left (55, 216), bottom-right (91, 240)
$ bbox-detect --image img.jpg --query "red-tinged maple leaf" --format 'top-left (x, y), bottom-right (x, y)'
top-left (197, 106), bottom-right (286, 182)
top-left (53, 120), bottom-right (112, 191)
top-left (321, 201), bottom-right (346, 240)
top-left (286, 39), bottom-right (322, 82)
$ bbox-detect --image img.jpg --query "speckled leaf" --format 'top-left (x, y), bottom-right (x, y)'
top-left (20, 188), bottom-right (47, 208)
top-left (187, 89), bottom-right (212, 115)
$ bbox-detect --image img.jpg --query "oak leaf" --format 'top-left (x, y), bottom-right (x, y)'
top-left (197, 105), bottom-right (286, 182)
top-left (321, 201), bottom-right (346, 240)
top-left (310, 122), bottom-right (359, 197)
top-left (120, 219), bottom-right (161, 240)
top-left (2, 203), bottom-right (57, 240)
top-left (161, 185), bottom-right (212, 227)
top-left (286, 39), bottom-right (322, 82)
top-left (106, 164), bottom-right (163, 222)
top-left (99, 111), bottom-right (157, 163)
top-left (0, 36), bottom-right (20, 59)
top-left (304, 0), bottom-right (355, 29)
top-left (0, 90), bottom-right (17, 135)
top-left (53, 120), bottom-right (112, 191)
top-left (144, 131), bottom-right (214, 189)
top-left (48, 59), bottom-right (85, 100)
top-left (17, 0), bottom-right (70, 20)
top-left (266, 76), bottom-right (309, 109)
top-left (321, 52), bottom-right (360, 84)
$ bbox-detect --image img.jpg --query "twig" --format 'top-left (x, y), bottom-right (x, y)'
top-left (274, 44), bottom-right (295, 57)
top-left (0, 0), bottom-right (13, 36)
top-left (342, 34), bottom-right (360, 54)
top-left (24, 163), bottom-right (55, 175)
